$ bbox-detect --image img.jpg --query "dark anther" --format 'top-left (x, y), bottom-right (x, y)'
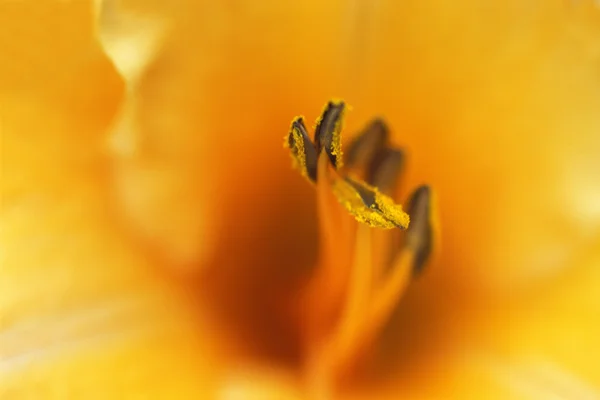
top-left (367, 147), bottom-right (404, 195)
top-left (345, 118), bottom-right (389, 169)
top-left (289, 117), bottom-right (319, 182)
top-left (314, 101), bottom-right (345, 168)
top-left (344, 176), bottom-right (379, 211)
top-left (404, 185), bottom-right (433, 276)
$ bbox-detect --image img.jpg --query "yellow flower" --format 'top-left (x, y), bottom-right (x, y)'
top-left (2, 0), bottom-right (600, 399)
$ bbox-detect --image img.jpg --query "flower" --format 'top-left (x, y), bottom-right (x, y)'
top-left (2, 0), bottom-right (600, 398)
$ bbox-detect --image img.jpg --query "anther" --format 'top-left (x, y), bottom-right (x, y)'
top-left (367, 147), bottom-right (404, 195)
top-left (404, 185), bottom-right (434, 275)
top-left (287, 101), bottom-right (410, 230)
top-left (331, 176), bottom-right (410, 229)
top-left (287, 117), bottom-right (319, 182)
top-left (314, 101), bottom-right (345, 169)
top-left (345, 118), bottom-right (389, 170)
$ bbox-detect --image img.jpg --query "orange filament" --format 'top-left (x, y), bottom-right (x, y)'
top-left (303, 212), bottom-right (416, 395)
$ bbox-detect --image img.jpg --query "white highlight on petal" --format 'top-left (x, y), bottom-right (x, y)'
top-left (486, 357), bottom-right (600, 400)
top-left (94, 0), bottom-right (168, 86)
top-left (0, 294), bottom-right (159, 374)
top-left (566, 166), bottom-right (600, 239)
top-left (218, 368), bottom-right (303, 400)
top-left (106, 89), bottom-right (140, 158)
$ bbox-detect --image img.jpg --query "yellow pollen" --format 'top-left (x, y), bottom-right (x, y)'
top-left (331, 177), bottom-right (410, 229)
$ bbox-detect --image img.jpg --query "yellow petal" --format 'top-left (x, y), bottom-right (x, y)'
top-left (0, 2), bottom-right (218, 396)
top-left (347, 0), bottom-right (600, 292)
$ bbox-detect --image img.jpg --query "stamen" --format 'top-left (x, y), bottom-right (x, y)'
top-left (286, 100), bottom-right (438, 391)
top-left (367, 148), bottom-right (404, 195)
top-left (404, 185), bottom-right (436, 276)
top-left (327, 188), bottom-right (437, 377)
top-left (345, 118), bottom-right (389, 170)
top-left (287, 101), bottom-right (409, 229)
top-left (344, 120), bottom-right (405, 282)
top-left (305, 154), bottom-right (356, 335)
top-left (326, 224), bottom-right (374, 371)
top-left (335, 186), bottom-right (436, 371)
top-left (365, 147), bottom-right (405, 281)
top-left (332, 176), bottom-right (410, 229)
top-left (287, 117), bottom-right (319, 182)
top-left (345, 118), bottom-right (404, 195)
top-left (352, 249), bottom-right (414, 369)
top-left (314, 100), bottom-right (345, 169)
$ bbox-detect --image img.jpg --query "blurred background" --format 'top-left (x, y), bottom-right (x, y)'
top-left (1, 0), bottom-right (600, 398)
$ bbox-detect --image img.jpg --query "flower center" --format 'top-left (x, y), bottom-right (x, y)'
top-left (286, 100), bottom-right (439, 397)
